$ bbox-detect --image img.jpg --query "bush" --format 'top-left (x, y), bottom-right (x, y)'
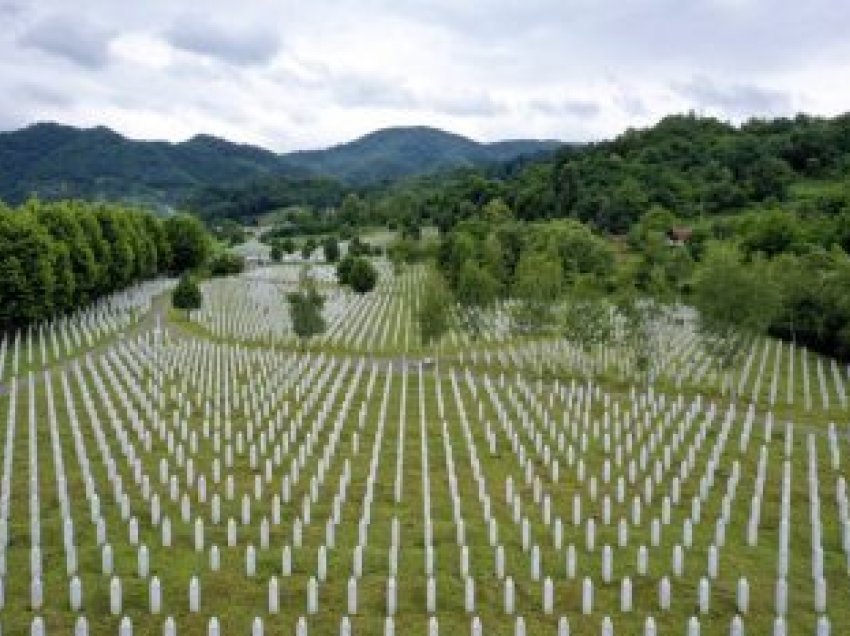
top-left (301, 238), bottom-right (317, 260)
top-left (348, 257), bottom-right (378, 294)
top-left (172, 274), bottom-right (202, 318)
top-left (323, 236), bottom-right (340, 262)
top-left (271, 243), bottom-right (283, 263)
top-left (209, 252), bottom-right (245, 276)
top-left (348, 236), bottom-right (374, 257)
top-left (337, 255), bottom-right (378, 293)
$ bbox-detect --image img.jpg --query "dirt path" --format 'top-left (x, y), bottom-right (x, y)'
top-left (0, 292), bottom-right (174, 396)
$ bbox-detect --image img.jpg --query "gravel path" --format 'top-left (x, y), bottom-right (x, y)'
top-left (0, 294), bottom-right (171, 396)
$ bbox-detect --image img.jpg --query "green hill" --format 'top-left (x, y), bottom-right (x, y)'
top-left (0, 123), bottom-right (287, 206)
top-left (281, 126), bottom-right (560, 184)
top-left (0, 123), bottom-right (560, 207)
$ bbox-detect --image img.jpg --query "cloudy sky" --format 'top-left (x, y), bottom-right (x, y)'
top-left (1, 0), bottom-right (849, 151)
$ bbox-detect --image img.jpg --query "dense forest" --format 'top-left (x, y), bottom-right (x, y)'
top-left (0, 200), bottom-right (209, 329)
top-left (280, 126), bottom-right (560, 185)
top-left (237, 112), bottom-right (850, 238)
top-left (184, 176), bottom-right (348, 222)
top-left (0, 123), bottom-right (556, 209)
top-left (358, 112), bottom-right (850, 234)
top-left (174, 112), bottom-right (850, 229)
top-left (367, 113), bottom-right (850, 362)
top-left (427, 208), bottom-right (850, 359)
top-left (0, 124), bottom-right (288, 206)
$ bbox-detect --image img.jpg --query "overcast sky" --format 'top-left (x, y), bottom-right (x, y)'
top-left (1, 0), bottom-right (848, 151)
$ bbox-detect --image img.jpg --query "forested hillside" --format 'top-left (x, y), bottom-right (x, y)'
top-left (393, 113), bottom-right (850, 362)
top-left (0, 124), bottom-right (287, 206)
top-left (0, 123), bottom-right (558, 208)
top-left (280, 126), bottom-right (560, 184)
top-left (367, 112), bottom-right (850, 234)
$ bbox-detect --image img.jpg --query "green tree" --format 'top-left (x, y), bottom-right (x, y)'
top-left (301, 239), bottom-right (317, 260)
top-left (288, 268), bottom-right (326, 342)
top-left (386, 238), bottom-right (408, 273)
top-left (129, 211), bottom-right (156, 280)
top-left (456, 259), bottom-right (499, 337)
top-left (615, 288), bottom-right (664, 385)
top-left (480, 233), bottom-right (508, 293)
top-left (165, 214), bottom-right (210, 273)
top-left (339, 193), bottom-right (366, 225)
top-left (418, 268), bottom-right (453, 347)
top-left (437, 230), bottom-right (476, 289)
top-left (323, 236), bottom-right (340, 263)
top-left (634, 231), bottom-right (694, 301)
top-left (0, 210), bottom-right (55, 326)
top-left (75, 210), bottom-right (111, 295)
top-left (172, 274), bottom-right (202, 319)
top-left (141, 212), bottom-right (171, 275)
top-left (562, 278), bottom-right (615, 376)
top-left (0, 256), bottom-right (30, 328)
top-left (691, 243), bottom-right (780, 391)
top-left (336, 255), bottom-right (355, 286)
top-left (605, 177), bottom-right (650, 232)
top-left (538, 220), bottom-right (615, 283)
top-left (740, 209), bottom-right (803, 257)
top-left (745, 155), bottom-right (793, 201)
top-left (482, 197), bottom-right (512, 223)
top-left (213, 219), bottom-right (248, 246)
top-left (50, 242), bottom-right (76, 315)
top-left (348, 236), bottom-right (368, 257)
top-left (511, 250), bottom-right (563, 333)
top-left (627, 205), bottom-right (678, 250)
top-left (37, 202), bottom-right (98, 305)
top-left (97, 207), bottom-right (135, 288)
top-left (347, 257), bottom-right (378, 294)
top-left (209, 252), bottom-right (245, 276)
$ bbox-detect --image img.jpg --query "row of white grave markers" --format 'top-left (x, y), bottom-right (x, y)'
top-left (192, 263), bottom-right (541, 354)
top-left (452, 324), bottom-right (849, 414)
top-left (180, 261), bottom-right (850, 411)
top-left (0, 278), bottom-right (173, 380)
top-left (193, 261), bottom-right (412, 351)
top-left (19, 613), bottom-right (820, 636)
top-left (434, 364), bottom-right (842, 629)
top-left (1, 331), bottom-right (846, 633)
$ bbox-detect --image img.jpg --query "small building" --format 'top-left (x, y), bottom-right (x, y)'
top-left (666, 227), bottom-right (693, 247)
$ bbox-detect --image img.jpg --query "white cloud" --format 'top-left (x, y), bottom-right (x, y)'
top-left (1, 0), bottom-right (850, 151)
top-left (673, 76), bottom-right (795, 119)
top-left (164, 16), bottom-right (281, 66)
top-left (19, 13), bottom-right (115, 68)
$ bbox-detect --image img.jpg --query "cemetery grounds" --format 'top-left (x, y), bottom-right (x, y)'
top-left (0, 261), bottom-right (849, 635)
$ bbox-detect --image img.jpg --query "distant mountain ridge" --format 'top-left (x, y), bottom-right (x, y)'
top-left (281, 126), bottom-right (561, 184)
top-left (0, 123), bottom-right (286, 206)
top-left (0, 122), bottom-right (561, 206)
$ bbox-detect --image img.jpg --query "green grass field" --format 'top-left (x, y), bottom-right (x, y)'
top-left (0, 264), bottom-right (848, 635)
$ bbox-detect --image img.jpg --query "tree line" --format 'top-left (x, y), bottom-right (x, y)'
top-left (159, 111), bottom-right (850, 256)
top-left (416, 201), bottom-right (850, 366)
top-left (355, 112), bottom-right (850, 235)
top-left (684, 208), bottom-right (850, 362)
top-left (0, 199), bottom-right (210, 330)
top-left (415, 216), bottom-right (614, 344)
